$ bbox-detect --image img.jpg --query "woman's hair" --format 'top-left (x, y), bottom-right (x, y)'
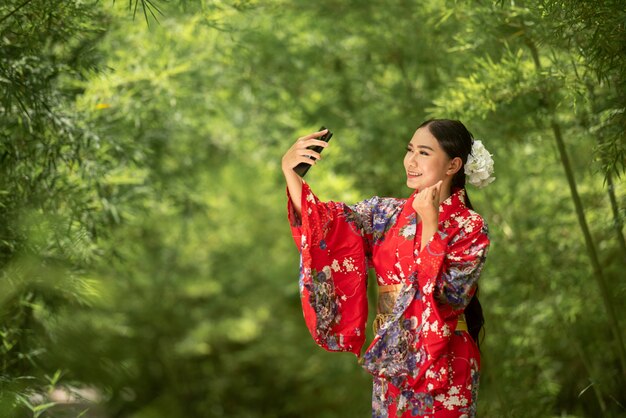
top-left (418, 118), bottom-right (485, 348)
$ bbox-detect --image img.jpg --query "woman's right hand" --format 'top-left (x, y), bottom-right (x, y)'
top-left (282, 128), bottom-right (329, 216)
top-left (281, 128), bottom-right (329, 173)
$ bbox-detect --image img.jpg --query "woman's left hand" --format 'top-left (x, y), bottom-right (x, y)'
top-left (412, 180), bottom-right (442, 226)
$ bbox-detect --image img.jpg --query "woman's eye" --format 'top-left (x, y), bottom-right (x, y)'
top-left (406, 146), bottom-right (428, 156)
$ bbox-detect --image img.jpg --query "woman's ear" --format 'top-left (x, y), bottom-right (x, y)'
top-left (447, 157), bottom-right (463, 176)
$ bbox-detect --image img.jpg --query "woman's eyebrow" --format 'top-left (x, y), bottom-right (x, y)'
top-left (414, 144), bottom-right (434, 151)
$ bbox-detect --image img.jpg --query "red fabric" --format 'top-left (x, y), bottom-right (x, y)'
top-left (288, 181), bottom-right (490, 416)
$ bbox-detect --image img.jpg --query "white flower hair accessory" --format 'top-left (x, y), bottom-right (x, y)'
top-left (464, 140), bottom-right (495, 188)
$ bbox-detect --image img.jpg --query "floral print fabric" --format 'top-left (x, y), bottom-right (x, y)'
top-left (287, 181), bottom-right (490, 417)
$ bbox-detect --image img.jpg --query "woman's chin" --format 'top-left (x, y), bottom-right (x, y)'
top-left (406, 179), bottom-right (420, 189)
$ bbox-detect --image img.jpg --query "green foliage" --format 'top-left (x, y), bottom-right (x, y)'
top-left (0, 0), bottom-right (624, 417)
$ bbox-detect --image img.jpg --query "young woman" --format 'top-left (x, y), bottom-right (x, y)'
top-left (282, 119), bottom-right (494, 417)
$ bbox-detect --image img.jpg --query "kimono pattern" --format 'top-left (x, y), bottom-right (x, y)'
top-left (287, 181), bottom-right (490, 417)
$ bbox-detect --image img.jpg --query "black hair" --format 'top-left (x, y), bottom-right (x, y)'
top-left (418, 118), bottom-right (485, 349)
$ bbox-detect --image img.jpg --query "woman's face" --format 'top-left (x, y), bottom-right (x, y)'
top-left (404, 127), bottom-right (456, 191)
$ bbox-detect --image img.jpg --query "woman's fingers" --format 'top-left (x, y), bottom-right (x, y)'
top-left (294, 137), bottom-right (329, 160)
top-left (298, 129), bottom-right (329, 142)
top-left (298, 138), bottom-right (329, 149)
top-left (417, 183), bottom-right (434, 199)
top-left (416, 181), bottom-right (443, 203)
top-left (299, 149), bottom-right (323, 160)
top-left (432, 180), bottom-right (442, 200)
top-left (413, 181), bottom-right (443, 221)
top-left (296, 155), bottom-right (317, 166)
top-left (282, 130), bottom-right (329, 172)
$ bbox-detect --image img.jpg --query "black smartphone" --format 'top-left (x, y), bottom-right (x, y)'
top-left (294, 126), bottom-right (333, 177)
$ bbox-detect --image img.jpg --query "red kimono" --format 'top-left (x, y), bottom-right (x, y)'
top-left (288, 181), bottom-right (490, 418)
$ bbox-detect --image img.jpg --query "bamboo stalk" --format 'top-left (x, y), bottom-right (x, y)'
top-left (582, 79), bottom-right (626, 264)
top-left (550, 120), bottom-right (626, 378)
top-left (523, 35), bottom-right (626, 380)
top-left (606, 172), bottom-right (626, 264)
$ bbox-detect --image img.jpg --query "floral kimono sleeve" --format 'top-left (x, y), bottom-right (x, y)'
top-left (412, 212), bottom-right (490, 386)
top-left (287, 182), bottom-right (375, 356)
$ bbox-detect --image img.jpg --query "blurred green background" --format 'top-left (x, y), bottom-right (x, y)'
top-left (1, 0), bottom-right (625, 417)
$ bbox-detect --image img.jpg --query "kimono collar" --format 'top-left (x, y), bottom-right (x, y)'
top-left (439, 187), bottom-right (467, 218)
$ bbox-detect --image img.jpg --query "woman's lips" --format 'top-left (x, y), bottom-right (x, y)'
top-left (407, 171), bottom-right (422, 178)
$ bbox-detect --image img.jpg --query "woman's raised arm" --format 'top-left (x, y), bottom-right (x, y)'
top-left (281, 128), bottom-right (329, 215)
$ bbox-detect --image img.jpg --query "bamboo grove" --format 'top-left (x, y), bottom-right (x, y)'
top-left (0, 1), bottom-right (624, 417)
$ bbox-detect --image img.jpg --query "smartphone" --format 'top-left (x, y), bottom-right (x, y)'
top-left (294, 126), bottom-right (333, 177)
